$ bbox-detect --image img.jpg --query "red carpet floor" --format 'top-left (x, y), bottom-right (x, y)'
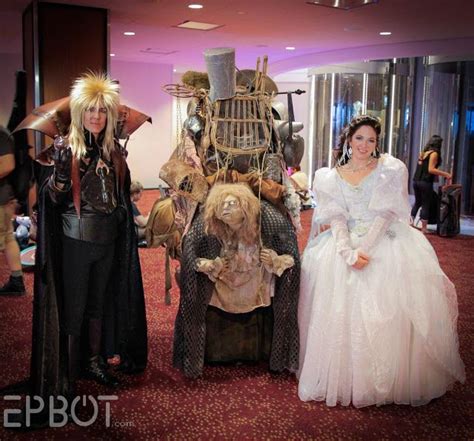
top-left (0, 189), bottom-right (472, 440)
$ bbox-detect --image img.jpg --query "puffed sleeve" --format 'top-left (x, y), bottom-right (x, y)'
top-left (312, 167), bottom-right (349, 224)
top-left (368, 155), bottom-right (411, 223)
top-left (310, 167), bottom-right (358, 265)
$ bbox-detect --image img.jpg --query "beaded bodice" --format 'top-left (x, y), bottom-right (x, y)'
top-left (338, 163), bottom-right (380, 236)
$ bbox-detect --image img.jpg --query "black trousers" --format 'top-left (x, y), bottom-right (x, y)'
top-left (411, 180), bottom-right (433, 221)
top-left (61, 236), bottom-right (115, 336)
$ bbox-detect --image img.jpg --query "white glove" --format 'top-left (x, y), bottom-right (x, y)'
top-left (358, 213), bottom-right (395, 254)
top-left (331, 216), bottom-right (358, 266)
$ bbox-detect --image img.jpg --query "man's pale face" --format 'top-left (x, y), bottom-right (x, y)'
top-left (217, 195), bottom-right (244, 227)
top-left (83, 104), bottom-right (107, 137)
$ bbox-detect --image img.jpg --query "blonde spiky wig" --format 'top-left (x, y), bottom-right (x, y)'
top-left (69, 71), bottom-right (120, 160)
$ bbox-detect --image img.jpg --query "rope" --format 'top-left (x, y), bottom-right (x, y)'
top-left (175, 97), bottom-right (184, 155)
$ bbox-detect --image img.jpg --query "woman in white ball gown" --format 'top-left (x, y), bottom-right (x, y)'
top-left (297, 115), bottom-right (465, 407)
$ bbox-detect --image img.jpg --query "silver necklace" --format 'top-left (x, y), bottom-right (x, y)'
top-left (344, 157), bottom-right (376, 173)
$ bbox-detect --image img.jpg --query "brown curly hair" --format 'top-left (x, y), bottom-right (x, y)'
top-left (337, 115), bottom-right (382, 166)
top-left (204, 183), bottom-right (260, 246)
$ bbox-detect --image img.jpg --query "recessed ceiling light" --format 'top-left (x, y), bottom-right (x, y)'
top-left (176, 20), bottom-right (222, 31)
top-left (188, 3), bottom-right (203, 8)
top-left (124, 31), bottom-right (135, 36)
top-left (307, 0), bottom-right (379, 10)
top-left (173, 68), bottom-right (177, 72)
top-left (379, 31), bottom-right (391, 36)
top-left (110, 53), bottom-right (115, 57)
top-left (286, 46), bottom-right (296, 51)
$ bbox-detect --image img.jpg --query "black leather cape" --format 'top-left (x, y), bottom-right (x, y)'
top-left (30, 150), bottom-right (147, 400)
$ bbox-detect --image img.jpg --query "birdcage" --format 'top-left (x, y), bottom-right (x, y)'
top-left (209, 94), bottom-right (272, 156)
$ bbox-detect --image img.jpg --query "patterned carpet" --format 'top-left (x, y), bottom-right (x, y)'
top-left (0, 189), bottom-right (472, 440)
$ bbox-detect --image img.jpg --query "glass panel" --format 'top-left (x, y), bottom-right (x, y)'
top-left (310, 64), bottom-right (413, 173)
top-left (312, 74), bottom-right (332, 171)
top-left (388, 73), bottom-right (413, 163)
top-left (421, 70), bottom-right (460, 174)
top-left (366, 73), bottom-right (389, 150)
top-left (332, 73), bottom-right (364, 144)
top-left (312, 71), bottom-right (390, 171)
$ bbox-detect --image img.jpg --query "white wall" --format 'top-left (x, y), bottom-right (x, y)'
top-left (111, 60), bottom-right (174, 189)
top-left (0, 53), bottom-right (23, 127)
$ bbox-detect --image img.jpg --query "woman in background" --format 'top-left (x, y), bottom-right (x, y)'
top-left (411, 135), bottom-right (451, 233)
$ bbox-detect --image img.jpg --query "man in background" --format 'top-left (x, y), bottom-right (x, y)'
top-left (0, 125), bottom-right (25, 296)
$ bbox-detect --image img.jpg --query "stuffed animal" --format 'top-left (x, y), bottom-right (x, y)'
top-left (15, 216), bottom-right (31, 249)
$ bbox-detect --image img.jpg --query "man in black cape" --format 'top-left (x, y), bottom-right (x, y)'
top-left (5, 72), bottom-right (148, 428)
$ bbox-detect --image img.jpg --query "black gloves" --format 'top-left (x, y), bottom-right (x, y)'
top-left (52, 136), bottom-right (72, 185)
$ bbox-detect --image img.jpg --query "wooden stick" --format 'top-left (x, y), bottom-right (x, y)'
top-left (255, 57), bottom-right (261, 93)
top-left (236, 97), bottom-right (241, 147)
top-left (243, 98), bottom-right (248, 147)
top-left (230, 98), bottom-right (235, 148)
top-left (262, 56), bottom-right (268, 94)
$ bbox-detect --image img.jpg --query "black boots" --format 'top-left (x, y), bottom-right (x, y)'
top-left (84, 355), bottom-right (119, 387)
top-left (84, 318), bottom-right (119, 387)
top-left (0, 275), bottom-right (25, 296)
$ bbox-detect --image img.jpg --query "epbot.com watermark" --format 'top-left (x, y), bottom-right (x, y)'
top-left (3, 395), bottom-right (120, 428)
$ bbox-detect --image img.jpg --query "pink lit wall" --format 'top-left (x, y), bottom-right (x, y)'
top-left (111, 60), bottom-right (173, 189)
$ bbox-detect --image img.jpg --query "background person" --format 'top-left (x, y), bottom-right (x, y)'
top-left (410, 135), bottom-right (452, 233)
top-left (130, 180), bottom-right (149, 243)
top-left (0, 125), bottom-right (25, 296)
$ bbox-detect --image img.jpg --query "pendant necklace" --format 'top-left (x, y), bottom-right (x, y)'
top-left (96, 146), bottom-right (110, 204)
top-left (344, 157), bottom-right (376, 173)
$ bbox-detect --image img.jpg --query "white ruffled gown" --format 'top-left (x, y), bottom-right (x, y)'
top-left (297, 155), bottom-right (465, 407)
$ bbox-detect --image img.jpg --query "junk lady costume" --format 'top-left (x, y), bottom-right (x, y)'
top-left (158, 49), bottom-right (301, 378)
top-left (173, 183), bottom-right (299, 378)
top-left (26, 73), bottom-right (147, 414)
top-left (297, 116), bottom-right (465, 407)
